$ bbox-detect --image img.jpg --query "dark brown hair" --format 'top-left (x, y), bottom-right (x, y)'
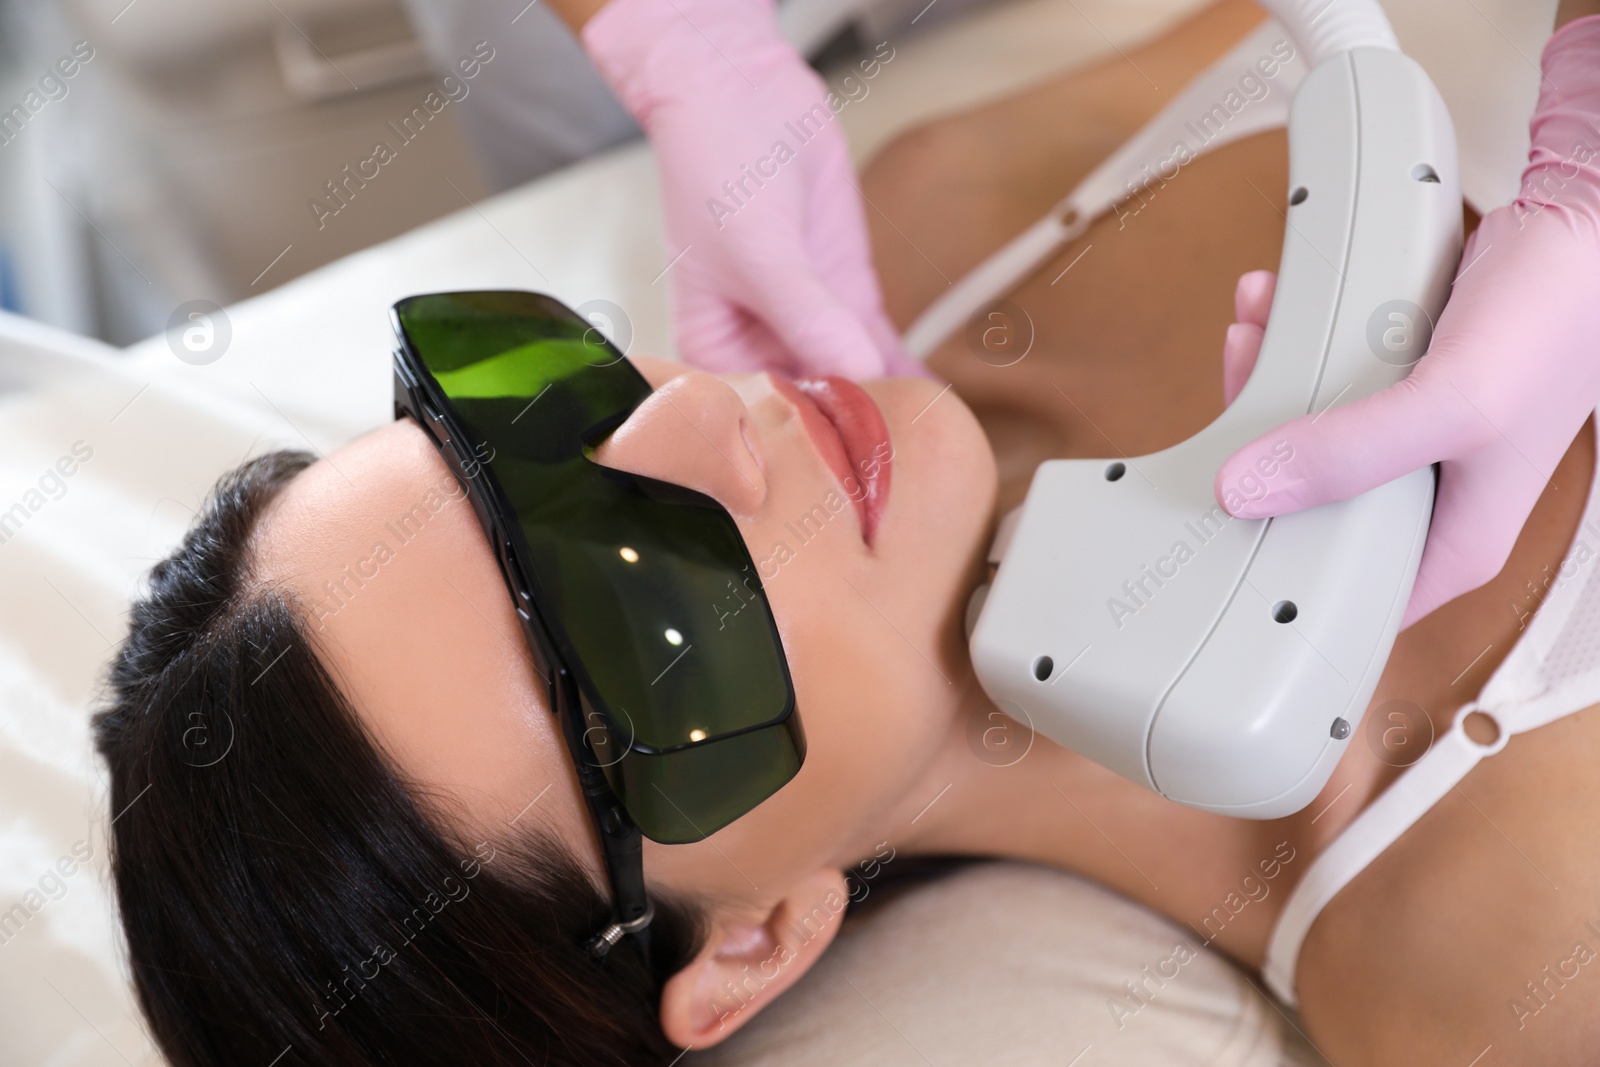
top-left (92, 450), bottom-right (705, 1065)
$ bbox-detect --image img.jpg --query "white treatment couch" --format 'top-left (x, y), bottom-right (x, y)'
top-left (0, 0), bottom-right (1554, 1061)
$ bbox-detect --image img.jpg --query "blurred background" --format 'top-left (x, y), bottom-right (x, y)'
top-left (0, 0), bottom-right (997, 346)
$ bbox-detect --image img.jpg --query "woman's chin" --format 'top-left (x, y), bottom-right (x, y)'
top-left (864, 374), bottom-right (998, 573)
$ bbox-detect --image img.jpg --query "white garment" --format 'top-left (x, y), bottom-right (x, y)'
top-left (1262, 419), bottom-right (1600, 1005)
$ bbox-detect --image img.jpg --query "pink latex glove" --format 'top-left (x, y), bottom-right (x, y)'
top-left (1215, 16), bottom-right (1600, 629)
top-left (581, 0), bottom-right (924, 379)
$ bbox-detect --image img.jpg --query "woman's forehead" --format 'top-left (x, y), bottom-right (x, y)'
top-left (250, 420), bottom-right (596, 861)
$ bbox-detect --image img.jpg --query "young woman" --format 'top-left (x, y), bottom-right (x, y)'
top-left (94, 2), bottom-right (1600, 1064)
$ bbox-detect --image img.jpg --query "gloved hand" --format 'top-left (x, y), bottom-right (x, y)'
top-left (581, 0), bottom-right (924, 379)
top-left (1220, 270), bottom-right (1277, 408)
top-left (1214, 16), bottom-right (1600, 628)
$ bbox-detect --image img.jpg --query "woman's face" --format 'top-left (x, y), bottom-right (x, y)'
top-left (250, 356), bottom-right (995, 943)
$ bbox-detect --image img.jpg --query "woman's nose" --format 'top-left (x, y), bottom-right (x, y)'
top-left (590, 369), bottom-right (767, 517)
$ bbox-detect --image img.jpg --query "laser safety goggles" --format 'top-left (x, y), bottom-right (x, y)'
top-left (390, 291), bottom-right (803, 957)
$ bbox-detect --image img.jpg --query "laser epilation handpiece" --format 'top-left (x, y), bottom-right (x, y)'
top-left (956, 3), bottom-right (1463, 818)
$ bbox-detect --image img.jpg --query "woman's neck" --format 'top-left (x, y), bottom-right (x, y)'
top-left (845, 643), bottom-right (1331, 971)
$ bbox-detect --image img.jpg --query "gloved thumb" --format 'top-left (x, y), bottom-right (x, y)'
top-left (1214, 365), bottom-right (1471, 519)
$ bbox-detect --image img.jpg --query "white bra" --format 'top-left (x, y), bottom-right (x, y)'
top-left (900, 12), bottom-right (1600, 1009)
top-left (1261, 444), bottom-right (1600, 1003)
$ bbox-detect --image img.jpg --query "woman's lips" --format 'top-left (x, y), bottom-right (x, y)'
top-left (768, 374), bottom-right (892, 547)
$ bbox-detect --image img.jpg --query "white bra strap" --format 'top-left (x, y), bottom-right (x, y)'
top-left (902, 207), bottom-right (1087, 359)
top-left (1262, 700), bottom-right (1510, 1006)
top-left (902, 19), bottom-right (1305, 359)
top-left (1264, 416), bottom-right (1600, 1006)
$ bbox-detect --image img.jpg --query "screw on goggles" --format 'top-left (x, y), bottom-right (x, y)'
top-left (389, 291), bottom-right (803, 866)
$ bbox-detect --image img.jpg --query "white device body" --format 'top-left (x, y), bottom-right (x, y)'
top-left (969, 49), bottom-right (1462, 819)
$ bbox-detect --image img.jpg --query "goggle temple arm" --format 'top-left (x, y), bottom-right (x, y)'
top-left (390, 332), bottom-right (654, 963)
top-left (552, 672), bottom-right (654, 963)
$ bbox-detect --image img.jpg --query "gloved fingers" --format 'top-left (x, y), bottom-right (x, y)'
top-left (810, 195), bottom-right (920, 376)
top-left (805, 141), bottom-right (888, 299)
top-left (1215, 372), bottom-right (1474, 517)
top-left (1222, 322), bottom-right (1264, 406)
top-left (1233, 270), bottom-right (1277, 327)
top-left (739, 264), bottom-right (893, 379)
top-left (799, 129), bottom-right (921, 377)
top-left (677, 255), bottom-right (892, 380)
top-left (1220, 270), bottom-right (1273, 404)
top-left (662, 148), bottom-right (897, 377)
top-left (1457, 221), bottom-right (1487, 277)
top-left (1400, 451), bottom-right (1549, 628)
top-left (878, 335), bottom-right (938, 379)
top-left (673, 206), bottom-right (897, 378)
top-left (673, 287), bottom-right (796, 375)
top-left (856, 297), bottom-right (931, 379)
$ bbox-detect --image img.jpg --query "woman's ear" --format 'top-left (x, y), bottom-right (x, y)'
top-left (658, 867), bottom-right (850, 1049)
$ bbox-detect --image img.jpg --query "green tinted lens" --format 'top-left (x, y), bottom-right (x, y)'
top-left (394, 291), bottom-right (801, 842)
